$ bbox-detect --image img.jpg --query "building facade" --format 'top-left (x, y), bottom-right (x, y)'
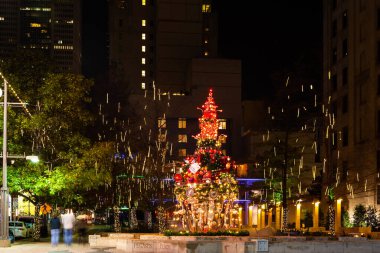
top-left (109, 0), bottom-right (242, 160)
top-left (323, 0), bottom-right (380, 214)
top-left (0, 0), bottom-right (81, 73)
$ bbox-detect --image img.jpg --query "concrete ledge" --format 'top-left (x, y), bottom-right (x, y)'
top-left (89, 233), bottom-right (380, 253)
top-left (338, 236), bottom-right (367, 241)
top-left (108, 233), bottom-right (135, 239)
top-left (140, 234), bottom-right (170, 240)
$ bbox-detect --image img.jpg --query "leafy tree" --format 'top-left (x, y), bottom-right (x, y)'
top-left (353, 204), bottom-right (366, 227)
top-left (1, 50), bottom-right (98, 239)
top-left (343, 209), bottom-right (352, 228)
top-left (257, 75), bottom-right (321, 230)
top-left (365, 206), bottom-right (378, 229)
top-left (87, 68), bottom-right (173, 231)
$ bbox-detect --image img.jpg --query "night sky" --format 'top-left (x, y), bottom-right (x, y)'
top-left (82, 0), bottom-right (323, 101)
top-left (215, 0), bottom-right (323, 100)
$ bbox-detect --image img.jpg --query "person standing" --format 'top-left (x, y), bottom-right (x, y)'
top-left (77, 218), bottom-right (88, 244)
top-left (50, 213), bottom-right (61, 247)
top-left (61, 209), bottom-right (75, 246)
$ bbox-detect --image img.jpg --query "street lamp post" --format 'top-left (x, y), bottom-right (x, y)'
top-left (0, 74), bottom-right (38, 246)
top-left (0, 78), bottom-right (8, 245)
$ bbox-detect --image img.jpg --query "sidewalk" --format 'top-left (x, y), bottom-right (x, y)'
top-left (0, 242), bottom-right (124, 253)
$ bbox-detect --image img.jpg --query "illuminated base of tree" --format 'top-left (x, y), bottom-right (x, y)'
top-left (173, 173), bottom-right (238, 232)
top-left (147, 211), bottom-right (153, 230)
top-left (130, 207), bottom-right (138, 229)
top-left (113, 206), bottom-right (121, 233)
top-left (32, 204), bottom-right (41, 241)
top-left (282, 207), bottom-right (288, 231)
top-left (158, 206), bottom-right (166, 233)
top-left (328, 204), bottom-right (335, 236)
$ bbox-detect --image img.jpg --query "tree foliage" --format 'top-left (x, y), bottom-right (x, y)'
top-left (353, 204), bottom-right (366, 227)
top-left (0, 50), bottom-right (102, 208)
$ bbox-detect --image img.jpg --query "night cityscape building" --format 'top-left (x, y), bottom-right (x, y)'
top-left (0, 0), bottom-right (81, 73)
top-left (323, 0), bottom-right (380, 214)
top-left (108, 0), bottom-right (242, 160)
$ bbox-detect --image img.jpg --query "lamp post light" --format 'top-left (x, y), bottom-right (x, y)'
top-left (0, 77), bottom-right (8, 246)
top-left (0, 75), bottom-right (36, 246)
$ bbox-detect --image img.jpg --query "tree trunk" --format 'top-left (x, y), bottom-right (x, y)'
top-left (32, 203), bottom-right (41, 241)
top-left (113, 206), bottom-right (121, 233)
top-left (282, 131), bottom-right (289, 230)
top-left (328, 202), bottom-right (335, 235)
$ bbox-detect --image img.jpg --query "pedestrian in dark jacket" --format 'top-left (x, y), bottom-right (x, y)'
top-left (50, 213), bottom-right (61, 247)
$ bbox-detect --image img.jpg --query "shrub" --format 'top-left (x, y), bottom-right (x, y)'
top-left (343, 210), bottom-right (352, 228)
top-left (304, 210), bottom-right (313, 228)
top-left (353, 204), bottom-right (366, 227)
top-left (365, 206), bottom-right (379, 229)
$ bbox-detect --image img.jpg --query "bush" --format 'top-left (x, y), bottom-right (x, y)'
top-left (353, 204), bottom-right (366, 227)
top-left (343, 210), bottom-right (352, 228)
top-left (365, 206), bottom-right (379, 229)
top-left (304, 210), bottom-right (313, 228)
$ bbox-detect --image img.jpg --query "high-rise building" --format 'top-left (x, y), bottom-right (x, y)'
top-left (323, 0), bottom-right (380, 213)
top-left (0, 0), bottom-right (81, 73)
top-left (109, 0), bottom-right (242, 159)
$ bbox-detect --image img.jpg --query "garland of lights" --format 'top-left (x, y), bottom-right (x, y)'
top-left (147, 211), bottom-right (153, 230)
top-left (328, 204), bottom-right (335, 236)
top-left (172, 89), bottom-right (238, 232)
top-left (32, 204), bottom-right (41, 241)
top-left (130, 207), bottom-right (138, 229)
top-left (158, 206), bottom-right (166, 233)
top-left (282, 207), bottom-right (288, 230)
top-left (113, 206), bottom-right (121, 232)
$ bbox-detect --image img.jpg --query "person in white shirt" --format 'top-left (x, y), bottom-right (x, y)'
top-left (61, 209), bottom-right (75, 246)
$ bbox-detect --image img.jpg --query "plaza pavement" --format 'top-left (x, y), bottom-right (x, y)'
top-left (0, 242), bottom-right (124, 253)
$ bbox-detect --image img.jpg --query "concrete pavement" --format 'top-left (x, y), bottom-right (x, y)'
top-left (0, 242), bottom-right (124, 253)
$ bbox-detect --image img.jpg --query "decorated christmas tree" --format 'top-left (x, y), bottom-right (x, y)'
top-left (173, 89), bottom-right (239, 232)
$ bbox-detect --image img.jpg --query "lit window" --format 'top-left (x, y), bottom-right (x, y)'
top-left (142, 58), bottom-right (146, 64)
top-left (142, 0), bottom-right (146, 5)
top-left (219, 119), bottom-right (227, 129)
top-left (204, 51), bottom-right (208, 56)
top-left (202, 4), bottom-right (211, 13)
top-left (158, 133), bottom-right (166, 142)
top-left (142, 46), bottom-right (146, 52)
top-left (141, 82), bottom-right (146, 89)
top-left (142, 70), bottom-right (146, 77)
top-left (0, 17), bottom-right (4, 21)
top-left (178, 134), bottom-right (187, 143)
top-left (30, 23), bottom-right (41, 27)
top-left (158, 118), bottom-right (166, 128)
top-left (219, 135), bottom-right (227, 144)
top-left (142, 33), bottom-right (146, 40)
top-left (204, 40), bottom-right (208, 44)
top-left (178, 118), bottom-right (186, 128)
top-left (142, 20), bottom-right (146, 26)
top-left (178, 149), bottom-right (187, 157)
top-left (58, 40), bottom-right (63, 44)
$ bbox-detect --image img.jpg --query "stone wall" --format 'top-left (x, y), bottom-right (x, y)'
top-left (89, 234), bottom-right (380, 253)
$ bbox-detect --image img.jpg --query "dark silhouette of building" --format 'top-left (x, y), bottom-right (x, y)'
top-left (0, 0), bottom-right (81, 73)
top-left (323, 0), bottom-right (380, 214)
top-left (108, 0), bottom-right (242, 160)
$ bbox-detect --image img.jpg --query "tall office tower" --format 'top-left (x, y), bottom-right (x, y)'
top-left (0, 0), bottom-right (81, 73)
top-left (323, 0), bottom-right (380, 213)
top-left (108, 0), bottom-right (242, 160)
top-left (0, 1), bottom-right (18, 58)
